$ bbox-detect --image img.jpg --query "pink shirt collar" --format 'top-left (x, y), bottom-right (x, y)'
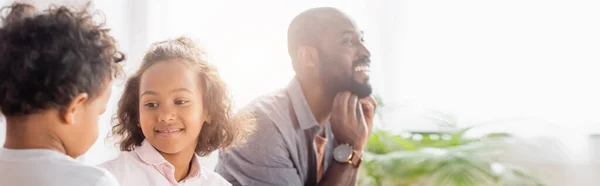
top-left (134, 140), bottom-right (205, 183)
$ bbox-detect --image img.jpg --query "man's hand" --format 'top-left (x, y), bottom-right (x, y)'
top-left (330, 92), bottom-right (377, 151)
top-left (359, 96), bottom-right (377, 137)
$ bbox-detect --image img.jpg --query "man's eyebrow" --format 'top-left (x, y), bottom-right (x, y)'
top-left (341, 29), bottom-right (364, 37)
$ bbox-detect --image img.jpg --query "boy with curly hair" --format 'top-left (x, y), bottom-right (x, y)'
top-left (0, 3), bottom-right (125, 186)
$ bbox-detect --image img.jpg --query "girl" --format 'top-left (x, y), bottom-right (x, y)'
top-left (100, 37), bottom-right (254, 186)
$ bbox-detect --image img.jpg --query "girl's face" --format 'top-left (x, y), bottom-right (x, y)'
top-left (138, 60), bottom-right (207, 155)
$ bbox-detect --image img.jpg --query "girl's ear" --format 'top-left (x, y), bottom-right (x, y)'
top-left (205, 115), bottom-right (212, 124)
top-left (202, 108), bottom-right (211, 124)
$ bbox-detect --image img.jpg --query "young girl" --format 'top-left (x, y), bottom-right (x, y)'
top-left (99, 37), bottom-right (254, 186)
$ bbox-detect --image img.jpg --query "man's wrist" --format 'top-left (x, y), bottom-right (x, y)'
top-left (353, 143), bottom-right (365, 151)
top-left (335, 139), bottom-right (364, 151)
top-left (333, 143), bottom-right (363, 167)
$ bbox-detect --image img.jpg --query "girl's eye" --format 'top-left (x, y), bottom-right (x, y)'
top-left (175, 100), bottom-right (189, 105)
top-left (144, 103), bottom-right (158, 108)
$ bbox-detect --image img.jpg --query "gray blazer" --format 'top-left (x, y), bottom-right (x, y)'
top-left (216, 78), bottom-right (336, 186)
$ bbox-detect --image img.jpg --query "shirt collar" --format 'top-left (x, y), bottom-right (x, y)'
top-left (286, 77), bottom-right (320, 130)
top-left (134, 140), bottom-right (204, 180)
top-left (134, 140), bottom-right (167, 165)
top-left (187, 155), bottom-right (204, 180)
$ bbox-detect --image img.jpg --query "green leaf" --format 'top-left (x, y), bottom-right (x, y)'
top-left (361, 129), bottom-right (543, 186)
top-left (449, 126), bottom-right (473, 145)
top-left (390, 134), bottom-right (418, 151)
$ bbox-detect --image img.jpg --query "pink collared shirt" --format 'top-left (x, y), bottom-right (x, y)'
top-left (99, 140), bottom-right (230, 186)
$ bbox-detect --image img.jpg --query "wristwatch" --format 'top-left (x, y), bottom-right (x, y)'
top-left (333, 144), bottom-right (362, 167)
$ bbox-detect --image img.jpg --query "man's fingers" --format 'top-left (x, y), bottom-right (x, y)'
top-left (357, 101), bottom-right (366, 124)
top-left (332, 92), bottom-right (344, 117)
top-left (359, 98), bottom-right (375, 116)
top-left (368, 96), bottom-right (377, 111)
top-left (362, 96), bottom-right (377, 111)
top-left (359, 97), bottom-right (376, 133)
top-left (348, 94), bottom-right (358, 121)
top-left (339, 91), bottom-right (351, 115)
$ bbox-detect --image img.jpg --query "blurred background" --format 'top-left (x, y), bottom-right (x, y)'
top-left (1, 0), bottom-right (600, 185)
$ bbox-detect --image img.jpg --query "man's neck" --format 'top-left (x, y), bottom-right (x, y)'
top-left (3, 113), bottom-right (67, 155)
top-left (159, 144), bottom-right (196, 182)
top-left (297, 78), bottom-right (334, 126)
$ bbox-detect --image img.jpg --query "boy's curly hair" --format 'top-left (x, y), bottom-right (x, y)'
top-left (111, 36), bottom-right (254, 156)
top-left (0, 3), bottom-right (124, 116)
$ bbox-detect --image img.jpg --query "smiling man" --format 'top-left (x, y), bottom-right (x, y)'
top-left (216, 7), bottom-right (377, 186)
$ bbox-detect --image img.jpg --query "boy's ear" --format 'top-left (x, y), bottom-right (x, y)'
top-left (62, 93), bottom-right (88, 125)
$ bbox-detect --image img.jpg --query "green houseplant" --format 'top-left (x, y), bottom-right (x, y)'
top-left (359, 97), bottom-right (544, 186)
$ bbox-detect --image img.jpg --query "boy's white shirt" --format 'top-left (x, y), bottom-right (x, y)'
top-left (0, 148), bottom-right (119, 186)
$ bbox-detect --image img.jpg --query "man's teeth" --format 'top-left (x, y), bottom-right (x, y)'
top-left (354, 66), bottom-right (370, 72)
top-left (157, 129), bottom-right (182, 133)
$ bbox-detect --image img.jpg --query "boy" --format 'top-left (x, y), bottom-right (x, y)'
top-left (0, 3), bottom-right (124, 186)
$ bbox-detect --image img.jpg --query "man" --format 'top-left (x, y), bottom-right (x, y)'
top-left (216, 7), bottom-right (376, 186)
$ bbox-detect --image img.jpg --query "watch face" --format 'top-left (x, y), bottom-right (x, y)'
top-left (333, 144), bottom-right (353, 162)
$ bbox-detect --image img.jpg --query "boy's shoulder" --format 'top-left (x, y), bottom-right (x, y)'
top-left (0, 148), bottom-right (118, 186)
top-left (36, 152), bottom-right (119, 186)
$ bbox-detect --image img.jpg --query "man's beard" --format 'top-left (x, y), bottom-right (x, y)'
top-left (351, 57), bottom-right (372, 99)
top-left (319, 57), bottom-right (372, 99)
top-left (351, 77), bottom-right (372, 99)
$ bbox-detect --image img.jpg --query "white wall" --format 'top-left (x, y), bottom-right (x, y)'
top-left (498, 135), bottom-right (600, 186)
top-left (381, 0), bottom-right (600, 134)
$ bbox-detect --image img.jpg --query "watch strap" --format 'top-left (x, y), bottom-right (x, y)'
top-left (350, 150), bottom-right (362, 167)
